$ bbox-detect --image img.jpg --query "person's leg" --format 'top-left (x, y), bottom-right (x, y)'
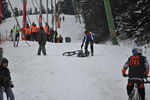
top-left (0, 87), bottom-right (5, 100)
top-left (41, 45), bottom-right (47, 55)
top-left (85, 41), bottom-right (89, 53)
top-left (5, 87), bottom-right (15, 100)
top-left (127, 82), bottom-right (134, 97)
top-left (138, 83), bottom-right (145, 100)
top-left (37, 45), bottom-right (42, 55)
top-left (90, 40), bottom-right (94, 56)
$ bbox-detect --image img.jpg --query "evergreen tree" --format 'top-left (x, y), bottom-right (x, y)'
top-left (1, 0), bottom-right (11, 20)
top-left (115, 0), bottom-right (150, 44)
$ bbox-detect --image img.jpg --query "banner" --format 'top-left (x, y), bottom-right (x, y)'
top-left (0, 0), bottom-right (1, 24)
top-left (22, 0), bottom-right (27, 40)
top-left (23, 0), bottom-right (27, 28)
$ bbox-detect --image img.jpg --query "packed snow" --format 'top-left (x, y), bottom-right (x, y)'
top-left (0, 14), bottom-right (150, 100)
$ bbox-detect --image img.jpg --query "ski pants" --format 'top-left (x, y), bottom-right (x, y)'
top-left (85, 40), bottom-right (94, 54)
top-left (37, 45), bottom-right (47, 55)
top-left (127, 82), bottom-right (145, 100)
top-left (0, 86), bottom-right (15, 100)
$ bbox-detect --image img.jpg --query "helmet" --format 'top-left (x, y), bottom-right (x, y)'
top-left (132, 47), bottom-right (142, 55)
top-left (1, 58), bottom-right (8, 64)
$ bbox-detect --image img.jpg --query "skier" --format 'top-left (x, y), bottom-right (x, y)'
top-left (0, 58), bottom-right (15, 100)
top-left (31, 22), bottom-right (38, 41)
top-left (122, 47), bottom-right (149, 100)
top-left (81, 30), bottom-right (95, 56)
top-left (37, 26), bottom-right (47, 56)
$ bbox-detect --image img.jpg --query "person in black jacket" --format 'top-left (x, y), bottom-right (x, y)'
top-left (37, 26), bottom-right (47, 55)
top-left (0, 58), bottom-right (15, 100)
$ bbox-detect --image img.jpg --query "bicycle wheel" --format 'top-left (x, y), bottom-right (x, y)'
top-left (62, 50), bottom-right (81, 56)
top-left (63, 52), bottom-right (76, 56)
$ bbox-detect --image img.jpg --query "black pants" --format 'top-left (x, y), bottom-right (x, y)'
top-left (127, 82), bottom-right (145, 100)
top-left (37, 45), bottom-right (46, 55)
top-left (26, 35), bottom-right (31, 41)
top-left (32, 32), bottom-right (38, 41)
top-left (85, 40), bottom-right (94, 54)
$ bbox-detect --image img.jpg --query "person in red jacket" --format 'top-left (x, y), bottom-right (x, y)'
top-left (122, 47), bottom-right (149, 100)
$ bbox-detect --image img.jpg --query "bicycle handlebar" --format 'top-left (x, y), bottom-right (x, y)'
top-left (125, 75), bottom-right (150, 84)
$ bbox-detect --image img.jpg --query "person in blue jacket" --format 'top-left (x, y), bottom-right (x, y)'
top-left (81, 30), bottom-right (95, 56)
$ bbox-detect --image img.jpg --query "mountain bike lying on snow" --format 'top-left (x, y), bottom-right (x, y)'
top-left (126, 76), bottom-right (150, 100)
top-left (62, 50), bottom-right (90, 57)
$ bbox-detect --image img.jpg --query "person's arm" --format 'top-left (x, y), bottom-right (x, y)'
top-left (122, 58), bottom-right (130, 77)
top-left (81, 36), bottom-right (85, 48)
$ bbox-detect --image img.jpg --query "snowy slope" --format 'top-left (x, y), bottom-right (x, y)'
top-left (1, 40), bottom-right (150, 100)
top-left (0, 14), bottom-right (150, 100)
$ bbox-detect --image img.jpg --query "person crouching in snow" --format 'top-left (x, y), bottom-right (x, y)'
top-left (81, 30), bottom-right (95, 56)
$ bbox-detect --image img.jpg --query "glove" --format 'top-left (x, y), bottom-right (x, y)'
top-left (123, 74), bottom-right (128, 77)
top-left (10, 81), bottom-right (14, 88)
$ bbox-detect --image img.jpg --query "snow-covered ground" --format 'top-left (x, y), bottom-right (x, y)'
top-left (0, 14), bottom-right (150, 100)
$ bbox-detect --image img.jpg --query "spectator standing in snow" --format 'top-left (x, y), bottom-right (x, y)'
top-left (37, 26), bottom-right (47, 56)
top-left (0, 58), bottom-right (15, 100)
top-left (31, 22), bottom-right (38, 41)
top-left (10, 25), bottom-right (20, 41)
top-left (81, 30), bottom-right (95, 56)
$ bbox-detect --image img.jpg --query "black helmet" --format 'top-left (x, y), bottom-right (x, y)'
top-left (1, 58), bottom-right (8, 64)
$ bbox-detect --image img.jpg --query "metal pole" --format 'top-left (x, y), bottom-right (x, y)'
top-left (55, 0), bottom-right (57, 31)
top-left (51, 0), bottom-right (54, 28)
top-left (7, 0), bottom-right (21, 29)
top-left (39, 0), bottom-right (42, 26)
top-left (103, 0), bottom-right (118, 45)
top-left (46, 0), bottom-right (48, 24)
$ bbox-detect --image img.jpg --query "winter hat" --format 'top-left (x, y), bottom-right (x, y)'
top-left (1, 58), bottom-right (8, 65)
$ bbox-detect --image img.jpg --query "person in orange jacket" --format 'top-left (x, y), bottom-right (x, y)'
top-left (24, 24), bottom-right (31, 41)
top-left (44, 23), bottom-right (50, 41)
top-left (122, 47), bottom-right (149, 100)
top-left (31, 22), bottom-right (38, 41)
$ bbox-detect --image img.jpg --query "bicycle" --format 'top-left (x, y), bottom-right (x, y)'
top-left (127, 77), bottom-right (150, 100)
top-left (62, 50), bottom-right (90, 57)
